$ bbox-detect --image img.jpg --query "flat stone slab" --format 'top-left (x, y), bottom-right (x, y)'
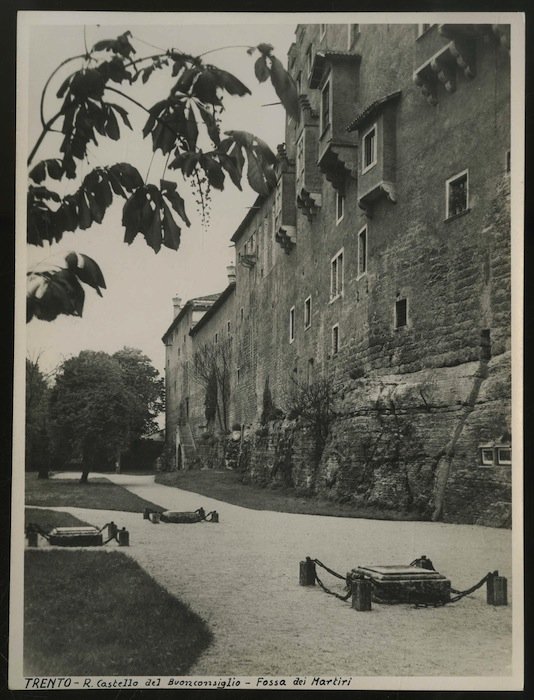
top-left (351, 565), bottom-right (451, 604)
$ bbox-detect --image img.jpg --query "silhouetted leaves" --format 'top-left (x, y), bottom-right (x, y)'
top-left (248, 43), bottom-right (300, 120)
top-left (122, 181), bottom-right (190, 252)
top-left (92, 31), bottom-right (136, 59)
top-left (221, 130), bottom-right (277, 195)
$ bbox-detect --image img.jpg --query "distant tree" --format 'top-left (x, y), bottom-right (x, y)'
top-left (26, 32), bottom-right (298, 322)
top-left (26, 358), bottom-right (52, 478)
top-left (48, 351), bottom-right (135, 482)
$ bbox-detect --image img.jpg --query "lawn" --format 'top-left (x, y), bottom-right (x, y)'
top-left (24, 549), bottom-right (212, 676)
top-left (25, 507), bottom-right (91, 531)
top-left (156, 469), bottom-right (420, 521)
top-left (25, 472), bottom-right (165, 512)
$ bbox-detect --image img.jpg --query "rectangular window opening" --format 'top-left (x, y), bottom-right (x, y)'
top-left (446, 170), bottom-right (469, 218)
top-left (395, 298), bottom-right (408, 329)
top-left (362, 125), bottom-right (377, 172)
top-left (330, 249), bottom-right (344, 300)
top-left (289, 306), bottom-right (295, 343)
top-left (296, 132), bottom-right (305, 182)
top-left (304, 296), bottom-right (312, 329)
top-left (336, 191), bottom-right (345, 223)
top-left (358, 226), bottom-right (367, 277)
top-left (332, 324), bottom-right (340, 356)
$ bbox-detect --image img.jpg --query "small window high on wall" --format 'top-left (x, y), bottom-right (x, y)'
top-left (446, 170), bottom-right (469, 219)
top-left (395, 298), bottom-right (408, 328)
top-left (332, 324), bottom-right (340, 356)
top-left (289, 306), bottom-right (295, 343)
top-left (358, 226), bottom-right (367, 277)
top-left (362, 124), bottom-right (377, 173)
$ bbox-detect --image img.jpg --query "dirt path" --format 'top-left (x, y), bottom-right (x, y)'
top-left (42, 472), bottom-right (513, 677)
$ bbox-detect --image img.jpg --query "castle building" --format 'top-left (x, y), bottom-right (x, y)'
top-left (162, 22), bottom-right (512, 525)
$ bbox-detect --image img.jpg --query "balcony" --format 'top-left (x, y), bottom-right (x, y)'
top-left (413, 24), bottom-right (477, 105)
top-left (347, 91), bottom-right (401, 217)
top-left (310, 51), bottom-right (361, 191)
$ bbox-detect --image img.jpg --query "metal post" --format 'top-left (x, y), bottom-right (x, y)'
top-left (211, 511), bottom-right (219, 523)
top-left (143, 508), bottom-right (150, 520)
top-left (118, 528), bottom-right (130, 546)
top-left (299, 557), bottom-right (316, 586)
top-left (108, 522), bottom-right (118, 539)
top-left (351, 576), bottom-right (373, 611)
top-left (487, 570), bottom-right (508, 606)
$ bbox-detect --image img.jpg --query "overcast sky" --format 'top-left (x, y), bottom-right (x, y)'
top-left (22, 15), bottom-right (296, 376)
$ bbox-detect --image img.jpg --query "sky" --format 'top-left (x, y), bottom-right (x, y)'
top-left (22, 15), bottom-right (297, 376)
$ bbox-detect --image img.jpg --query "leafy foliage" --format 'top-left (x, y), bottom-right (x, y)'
top-left (48, 348), bottom-right (164, 480)
top-left (27, 252), bottom-right (106, 322)
top-left (27, 31), bottom-right (298, 321)
top-left (284, 375), bottom-right (337, 453)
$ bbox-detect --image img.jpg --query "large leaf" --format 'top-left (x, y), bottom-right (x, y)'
top-left (92, 31), bottom-right (136, 59)
top-left (254, 56), bottom-right (270, 83)
top-left (200, 155), bottom-right (225, 190)
top-left (27, 268), bottom-right (85, 322)
top-left (29, 159), bottom-right (64, 184)
top-left (160, 180), bottom-right (190, 226)
top-left (269, 55), bottom-right (300, 121)
top-left (246, 149), bottom-right (270, 195)
top-left (65, 252), bottom-right (106, 295)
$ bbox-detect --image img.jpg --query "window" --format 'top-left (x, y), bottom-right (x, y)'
top-left (358, 226), bottom-right (367, 277)
top-left (214, 332), bottom-right (218, 344)
top-left (306, 45), bottom-right (313, 76)
top-left (227, 321), bottom-right (231, 335)
top-left (296, 132), bottom-right (305, 182)
top-left (479, 444), bottom-right (512, 467)
top-left (395, 298), bottom-right (408, 328)
top-left (506, 150), bottom-right (511, 173)
top-left (336, 191), bottom-right (344, 224)
top-left (332, 324), bottom-right (340, 356)
top-left (362, 124), bottom-right (377, 172)
top-left (446, 170), bottom-right (469, 218)
top-left (304, 295), bottom-right (312, 329)
top-left (480, 447), bottom-right (495, 466)
top-left (289, 306), bottom-right (295, 343)
top-left (321, 80), bottom-right (331, 132)
top-left (240, 307), bottom-right (244, 322)
top-left (330, 249), bottom-right (344, 300)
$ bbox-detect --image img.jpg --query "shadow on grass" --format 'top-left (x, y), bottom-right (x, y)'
top-left (156, 470), bottom-right (422, 521)
top-left (25, 549), bottom-right (212, 676)
top-left (25, 472), bottom-right (165, 513)
top-left (25, 507), bottom-right (92, 531)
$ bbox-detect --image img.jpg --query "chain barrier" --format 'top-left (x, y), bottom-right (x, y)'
top-left (312, 558), bottom-right (352, 601)
top-left (414, 572), bottom-right (491, 608)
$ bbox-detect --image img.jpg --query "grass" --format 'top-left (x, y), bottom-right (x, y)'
top-left (25, 507), bottom-right (92, 531)
top-left (24, 549), bottom-right (212, 676)
top-left (156, 469), bottom-right (421, 521)
top-left (25, 472), bottom-right (165, 513)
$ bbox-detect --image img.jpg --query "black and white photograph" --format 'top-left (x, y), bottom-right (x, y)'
top-left (11, 10), bottom-right (524, 691)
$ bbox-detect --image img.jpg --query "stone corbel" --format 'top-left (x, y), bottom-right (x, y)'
top-left (449, 39), bottom-right (476, 79)
top-left (413, 71), bottom-right (438, 106)
top-left (430, 55), bottom-right (456, 93)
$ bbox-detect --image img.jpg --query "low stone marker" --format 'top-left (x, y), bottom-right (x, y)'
top-left (487, 570), bottom-right (508, 606)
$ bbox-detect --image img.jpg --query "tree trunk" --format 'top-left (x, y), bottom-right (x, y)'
top-left (80, 470), bottom-right (89, 484)
top-left (115, 449), bottom-right (122, 474)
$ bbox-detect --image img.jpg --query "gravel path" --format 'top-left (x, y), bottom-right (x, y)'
top-left (41, 473), bottom-right (513, 677)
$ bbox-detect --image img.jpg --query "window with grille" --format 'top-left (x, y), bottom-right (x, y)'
top-left (330, 249), bottom-right (344, 300)
top-left (446, 170), bottom-right (469, 218)
top-left (358, 226), bottom-right (367, 277)
top-left (362, 124), bottom-right (377, 172)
